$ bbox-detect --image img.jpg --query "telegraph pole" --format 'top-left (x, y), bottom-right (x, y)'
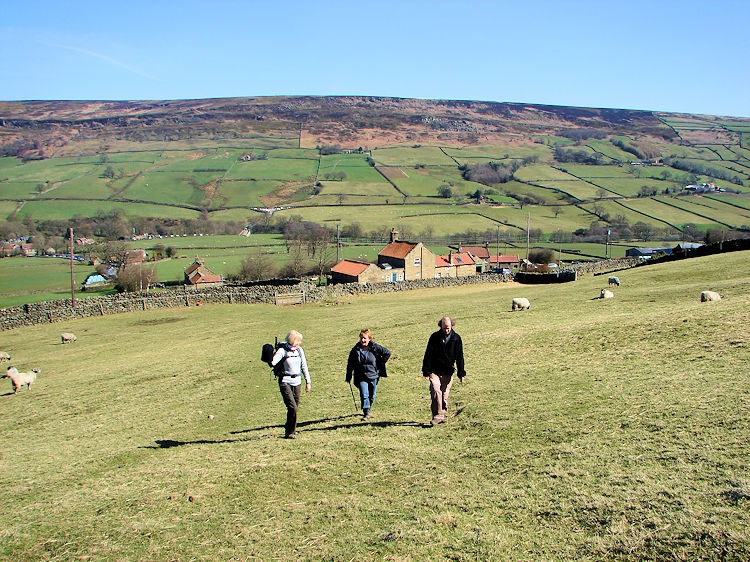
top-left (69, 227), bottom-right (75, 306)
top-left (526, 213), bottom-right (530, 261)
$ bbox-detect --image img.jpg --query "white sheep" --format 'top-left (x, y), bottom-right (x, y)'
top-left (700, 290), bottom-right (721, 302)
top-left (511, 297), bottom-right (531, 311)
top-left (600, 289), bottom-right (614, 299)
top-left (3, 366), bottom-right (40, 393)
top-left (0, 352), bottom-right (10, 362)
top-left (60, 332), bottom-right (77, 344)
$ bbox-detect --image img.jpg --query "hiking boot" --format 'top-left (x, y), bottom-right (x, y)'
top-left (430, 416), bottom-right (445, 426)
top-left (362, 409), bottom-right (371, 421)
top-left (284, 433), bottom-right (297, 439)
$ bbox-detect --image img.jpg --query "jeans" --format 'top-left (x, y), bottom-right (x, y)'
top-left (279, 382), bottom-right (302, 436)
top-left (427, 372), bottom-right (454, 419)
top-left (357, 378), bottom-right (378, 410)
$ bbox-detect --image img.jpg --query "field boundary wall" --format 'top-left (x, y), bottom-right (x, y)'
top-left (1, 273), bottom-right (513, 331)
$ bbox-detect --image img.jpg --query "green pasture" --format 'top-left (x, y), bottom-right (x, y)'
top-left (661, 196), bottom-right (750, 228)
top-left (216, 179), bottom-right (282, 207)
top-left (0, 180), bottom-right (39, 199)
top-left (13, 199), bottom-right (200, 221)
top-left (583, 140), bottom-right (634, 161)
top-left (0, 257), bottom-right (95, 308)
top-left (371, 146), bottom-right (456, 166)
top-left (390, 166), bottom-right (479, 197)
top-left (529, 179), bottom-right (602, 201)
top-left (579, 200), bottom-right (667, 228)
top-left (224, 157), bottom-right (317, 181)
top-left (121, 172), bottom-right (204, 206)
top-left (556, 164), bottom-right (632, 179)
top-left (706, 193), bottom-right (750, 212)
top-left (1, 252), bottom-right (748, 559)
top-left (442, 143), bottom-right (549, 162)
top-left (592, 178), bottom-right (672, 198)
top-left (319, 155), bottom-right (384, 182)
top-left (514, 164), bottom-right (573, 182)
top-left (621, 198), bottom-right (715, 230)
top-left (318, 181), bottom-right (399, 197)
top-left (38, 172), bottom-right (116, 200)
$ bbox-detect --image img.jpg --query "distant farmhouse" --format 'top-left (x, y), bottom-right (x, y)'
top-left (331, 229), bottom-right (496, 284)
top-left (625, 242), bottom-right (705, 258)
top-left (459, 245), bottom-right (520, 273)
top-left (184, 258), bottom-right (223, 286)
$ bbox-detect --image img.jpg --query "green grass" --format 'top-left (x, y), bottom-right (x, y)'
top-left (1, 251), bottom-right (748, 559)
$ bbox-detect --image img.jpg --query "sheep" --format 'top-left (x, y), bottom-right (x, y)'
top-left (60, 332), bottom-right (77, 344)
top-left (600, 289), bottom-right (614, 299)
top-left (700, 290), bottom-right (721, 302)
top-left (608, 276), bottom-right (621, 287)
top-left (511, 297), bottom-right (531, 311)
top-left (3, 366), bottom-right (40, 393)
top-left (0, 352), bottom-right (10, 362)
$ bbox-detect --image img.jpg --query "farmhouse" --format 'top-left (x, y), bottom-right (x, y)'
top-left (1, 243), bottom-right (19, 257)
top-left (184, 258), bottom-right (223, 286)
top-left (435, 252), bottom-right (476, 277)
top-left (488, 254), bottom-right (520, 270)
top-left (331, 259), bottom-right (403, 284)
top-left (125, 249), bottom-right (147, 264)
top-left (20, 244), bottom-right (37, 257)
top-left (377, 229), bottom-right (435, 280)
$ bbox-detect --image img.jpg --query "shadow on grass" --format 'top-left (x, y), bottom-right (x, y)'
top-left (145, 414), bottom-right (429, 449)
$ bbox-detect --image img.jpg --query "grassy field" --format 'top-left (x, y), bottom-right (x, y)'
top-left (0, 251), bottom-right (748, 560)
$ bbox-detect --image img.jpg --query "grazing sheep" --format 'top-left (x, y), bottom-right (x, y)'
top-left (60, 332), bottom-right (77, 344)
top-left (700, 290), bottom-right (721, 302)
top-left (0, 352), bottom-right (10, 362)
top-left (3, 366), bottom-right (40, 393)
top-left (600, 289), bottom-right (614, 299)
top-left (608, 276), bottom-right (621, 287)
top-left (511, 297), bottom-right (531, 311)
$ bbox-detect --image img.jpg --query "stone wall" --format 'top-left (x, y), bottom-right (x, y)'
top-left (0, 273), bottom-right (513, 331)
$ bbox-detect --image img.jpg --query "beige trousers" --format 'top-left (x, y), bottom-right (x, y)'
top-left (427, 372), bottom-right (454, 419)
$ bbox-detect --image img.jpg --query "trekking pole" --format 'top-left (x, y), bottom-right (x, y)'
top-left (348, 381), bottom-right (358, 412)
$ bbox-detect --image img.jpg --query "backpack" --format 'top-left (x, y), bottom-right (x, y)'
top-left (261, 337), bottom-right (286, 377)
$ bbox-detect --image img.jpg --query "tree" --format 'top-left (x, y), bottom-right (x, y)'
top-left (236, 249), bottom-right (276, 281)
top-left (528, 248), bottom-right (555, 264)
top-left (102, 166), bottom-right (116, 179)
top-left (437, 184), bottom-right (453, 198)
top-left (632, 221), bottom-right (655, 241)
top-left (114, 264), bottom-right (157, 292)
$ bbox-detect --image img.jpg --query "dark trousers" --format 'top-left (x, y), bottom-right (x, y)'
top-left (279, 382), bottom-right (302, 436)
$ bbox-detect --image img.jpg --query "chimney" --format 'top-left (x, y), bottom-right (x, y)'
top-left (390, 228), bottom-right (398, 242)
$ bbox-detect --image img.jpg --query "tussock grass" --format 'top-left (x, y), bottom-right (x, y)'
top-left (1, 252), bottom-right (749, 560)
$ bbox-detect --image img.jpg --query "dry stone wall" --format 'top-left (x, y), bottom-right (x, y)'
top-left (0, 273), bottom-right (513, 331)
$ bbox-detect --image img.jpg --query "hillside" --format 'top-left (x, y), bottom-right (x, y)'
top-left (1, 251), bottom-right (748, 559)
top-left (1, 96), bottom-right (749, 246)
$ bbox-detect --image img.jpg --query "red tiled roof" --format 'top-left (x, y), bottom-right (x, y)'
top-left (460, 246), bottom-right (490, 259)
top-left (331, 259), bottom-right (370, 276)
top-left (435, 255), bottom-right (451, 268)
top-left (437, 253), bottom-right (476, 266)
top-left (379, 241), bottom-right (417, 259)
top-left (488, 254), bottom-right (520, 263)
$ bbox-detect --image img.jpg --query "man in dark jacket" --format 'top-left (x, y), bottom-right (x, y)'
top-left (422, 316), bottom-right (465, 425)
top-left (346, 329), bottom-right (391, 421)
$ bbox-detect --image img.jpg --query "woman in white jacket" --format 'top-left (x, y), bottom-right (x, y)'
top-left (271, 330), bottom-right (311, 439)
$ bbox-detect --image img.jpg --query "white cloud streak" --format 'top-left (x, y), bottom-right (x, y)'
top-left (45, 41), bottom-right (163, 82)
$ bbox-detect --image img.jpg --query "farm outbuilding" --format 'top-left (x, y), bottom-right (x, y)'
top-left (184, 258), bottom-right (223, 286)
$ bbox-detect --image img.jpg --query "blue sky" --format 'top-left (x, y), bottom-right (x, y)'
top-left (2, 0), bottom-right (748, 117)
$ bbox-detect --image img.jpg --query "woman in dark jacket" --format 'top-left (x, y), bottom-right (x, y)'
top-left (346, 328), bottom-right (391, 421)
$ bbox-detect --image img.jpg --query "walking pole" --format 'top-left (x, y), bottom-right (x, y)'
top-left (348, 381), bottom-right (358, 413)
